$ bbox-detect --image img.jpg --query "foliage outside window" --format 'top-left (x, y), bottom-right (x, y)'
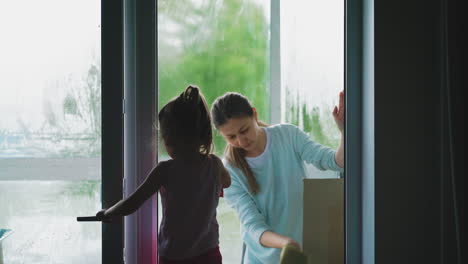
top-left (158, 0), bottom-right (270, 155)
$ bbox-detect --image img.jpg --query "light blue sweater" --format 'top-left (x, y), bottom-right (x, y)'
top-left (223, 124), bottom-right (343, 264)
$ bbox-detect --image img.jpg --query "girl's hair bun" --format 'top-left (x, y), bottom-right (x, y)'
top-left (158, 84), bottom-right (213, 156)
top-left (180, 85), bottom-right (200, 105)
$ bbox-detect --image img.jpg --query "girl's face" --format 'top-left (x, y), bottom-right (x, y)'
top-left (217, 108), bottom-right (262, 152)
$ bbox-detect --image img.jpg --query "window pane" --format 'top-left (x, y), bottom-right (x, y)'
top-left (281, 0), bottom-right (344, 178)
top-left (0, 0), bottom-right (102, 263)
top-left (157, 0), bottom-right (270, 262)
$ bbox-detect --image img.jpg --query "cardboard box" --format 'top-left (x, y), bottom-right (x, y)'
top-left (303, 179), bottom-right (344, 264)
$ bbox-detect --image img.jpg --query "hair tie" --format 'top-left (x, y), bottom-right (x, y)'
top-left (180, 85), bottom-right (200, 105)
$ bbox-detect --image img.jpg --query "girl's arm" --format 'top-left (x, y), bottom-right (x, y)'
top-left (219, 161), bottom-right (231, 189)
top-left (220, 166), bottom-right (231, 188)
top-left (212, 155), bottom-right (231, 188)
top-left (260, 231), bottom-right (301, 250)
top-left (101, 161), bottom-right (169, 217)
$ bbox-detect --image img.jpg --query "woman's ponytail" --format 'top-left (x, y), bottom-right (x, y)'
top-left (225, 144), bottom-right (260, 194)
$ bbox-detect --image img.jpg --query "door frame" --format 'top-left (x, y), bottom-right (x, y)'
top-left (102, 0), bottom-right (125, 263)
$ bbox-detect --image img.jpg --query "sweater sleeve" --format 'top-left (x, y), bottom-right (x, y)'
top-left (223, 165), bottom-right (271, 245)
top-left (289, 124), bottom-right (343, 172)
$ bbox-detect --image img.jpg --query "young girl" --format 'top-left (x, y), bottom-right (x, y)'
top-left (97, 86), bottom-right (231, 264)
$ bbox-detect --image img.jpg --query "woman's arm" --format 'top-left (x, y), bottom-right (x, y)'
top-left (334, 133), bottom-right (344, 168)
top-left (293, 91), bottom-right (345, 171)
top-left (332, 91), bottom-right (345, 168)
top-left (101, 162), bottom-right (168, 217)
top-left (223, 167), bottom-right (271, 243)
top-left (260, 231), bottom-right (301, 250)
top-left (224, 166), bottom-right (289, 261)
top-left (292, 124), bottom-right (343, 171)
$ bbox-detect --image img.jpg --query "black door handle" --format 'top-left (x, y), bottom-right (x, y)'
top-left (77, 216), bottom-right (101, 222)
top-left (77, 216), bottom-right (111, 223)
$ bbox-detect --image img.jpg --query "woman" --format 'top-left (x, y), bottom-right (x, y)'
top-left (211, 91), bottom-right (344, 263)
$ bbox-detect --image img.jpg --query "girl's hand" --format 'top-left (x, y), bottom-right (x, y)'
top-left (96, 209), bottom-right (111, 223)
top-left (332, 91), bottom-right (345, 132)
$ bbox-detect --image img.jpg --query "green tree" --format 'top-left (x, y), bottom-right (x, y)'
top-left (158, 0), bottom-right (270, 154)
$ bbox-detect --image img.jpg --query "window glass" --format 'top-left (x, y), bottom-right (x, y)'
top-left (0, 0), bottom-right (102, 262)
top-left (281, 0), bottom-right (344, 178)
top-left (157, 0), bottom-right (270, 262)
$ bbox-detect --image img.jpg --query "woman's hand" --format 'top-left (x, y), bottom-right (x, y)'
top-left (332, 91), bottom-right (345, 132)
top-left (284, 237), bottom-right (301, 250)
top-left (333, 91), bottom-right (345, 168)
top-left (260, 231), bottom-right (301, 250)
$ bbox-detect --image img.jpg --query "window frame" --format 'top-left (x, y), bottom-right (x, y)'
top-left (102, 0), bottom-right (125, 263)
top-left (345, 0), bottom-right (374, 263)
top-left (270, 0), bottom-right (282, 124)
top-left (122, 0), bottom-right (158, 263)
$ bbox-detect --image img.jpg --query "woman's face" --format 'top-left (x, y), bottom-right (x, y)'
top-left (217, 109), bottom-right (262, 152)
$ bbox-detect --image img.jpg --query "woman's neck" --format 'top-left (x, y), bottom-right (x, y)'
top-left (245, 128), bottom-right (267, 158)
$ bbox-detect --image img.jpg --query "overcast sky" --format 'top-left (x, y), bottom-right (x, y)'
top-left (0, 0), bottom-right (101, 131)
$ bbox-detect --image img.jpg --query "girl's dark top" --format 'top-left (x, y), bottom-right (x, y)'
top-left (158, 154), bottom-right (223, 259)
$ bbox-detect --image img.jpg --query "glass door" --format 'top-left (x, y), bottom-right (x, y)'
top-left (281, 0), bottom-right (345, 262)
top-left (281, 0), bottom-right (344, 166)
top-left (157, 0), bottom-right (271, 262)
top-left (0, 0), bottom-right (103, 263)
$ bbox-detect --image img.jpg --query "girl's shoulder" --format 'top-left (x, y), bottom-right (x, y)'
top-left (207, 153), bottom-right (224, 168)
top-left (221, 157), bottom-right (243, 179)
top-left (157, 159), bottom-right (174, 169)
